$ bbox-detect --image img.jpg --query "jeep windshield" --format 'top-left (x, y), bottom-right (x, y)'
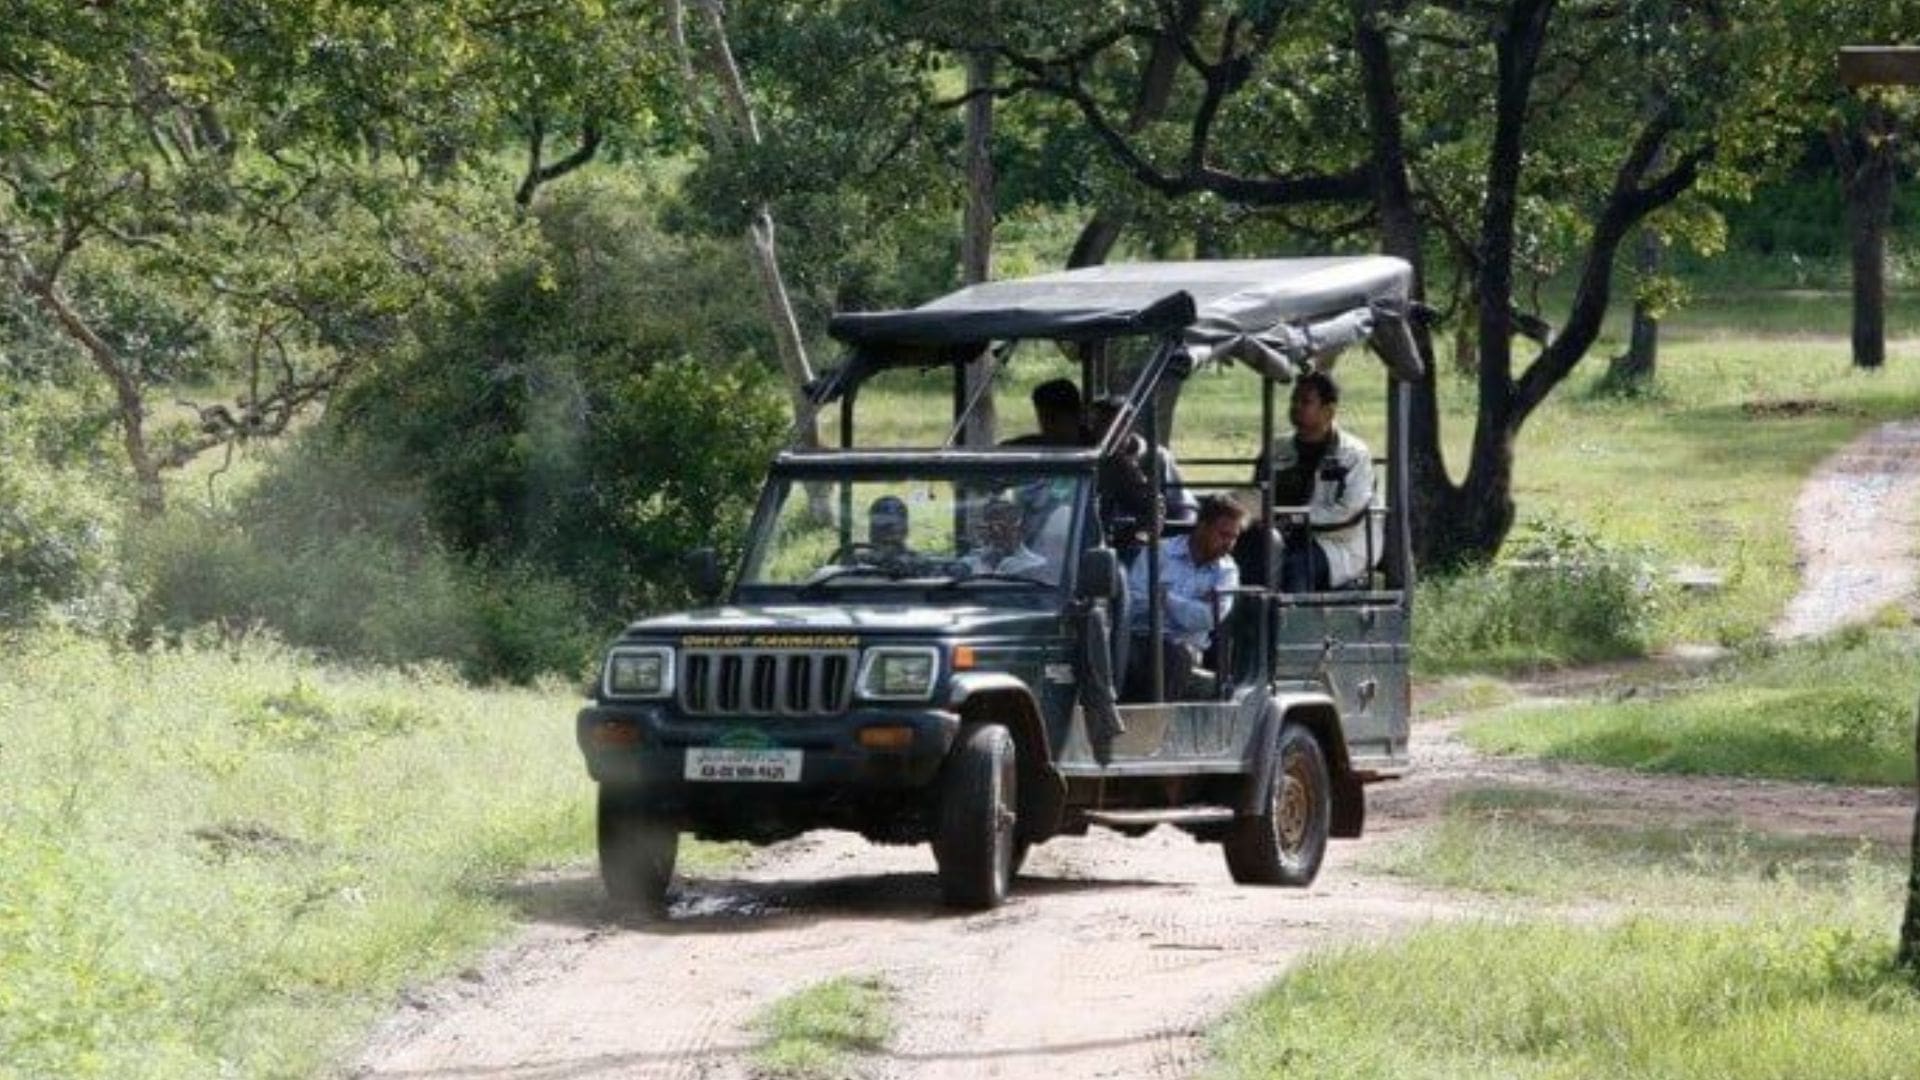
top-left (738, 471), bottom-right (1086, 595)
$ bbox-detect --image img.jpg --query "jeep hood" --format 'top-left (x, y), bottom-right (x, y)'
top-left (619, 603), bottom-right (1058, 641)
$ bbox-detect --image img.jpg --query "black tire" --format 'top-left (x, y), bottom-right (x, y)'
top-left (1223, 723), bottom-right (1331, 887)
top-left (597, 784), bottom-right (678, 914)
top-left (933, 725), bottom-right (1018, 909)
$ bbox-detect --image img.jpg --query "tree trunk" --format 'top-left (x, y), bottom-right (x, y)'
top-left (1848, 153), bottom-right (1893, 370)
top-left (1835, 99), bottom-right (1896, 371)
top-left (1607, 225), bottom-right (1662, 386)
top-left (960, 48), bottom-right (997, 446)
top-left (670, 0), bottom-right (821, 448)
top-left (1901, 692), bottom-right (1920, 970)
top-left (1063, 1), bottom-right (1195, 269)
top-left (1354, 0), bottom-right (1522, 567)
top-left (1452, 294), bottom-right (1478, 377)
top-left (8, 248), bottom-right (167, 515)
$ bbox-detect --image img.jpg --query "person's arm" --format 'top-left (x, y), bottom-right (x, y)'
top-left (1212, 558), bottom-right (1240, 626)
top-left (1310, 448), bottom-right (1373, 529)
top-left (1161, 450), bottom-right (1198, 524)
top-left (1162, 583), bottom-right (1216, 637)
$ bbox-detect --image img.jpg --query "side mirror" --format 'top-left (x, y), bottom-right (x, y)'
top-left (1076, 547), bottom-right (1119, 600)
top-left (685, 548), bottom-right (724, 603)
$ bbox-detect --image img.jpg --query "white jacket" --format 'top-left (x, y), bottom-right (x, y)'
top-left (1265, 429), bottom-right (1380, 588)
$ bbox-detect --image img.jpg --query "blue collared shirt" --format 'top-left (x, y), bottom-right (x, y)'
top-left (1127, 535), bottom-right (1238, 650)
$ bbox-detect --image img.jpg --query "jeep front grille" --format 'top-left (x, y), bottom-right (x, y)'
top-left (679, 650), bottom-right (857, 716)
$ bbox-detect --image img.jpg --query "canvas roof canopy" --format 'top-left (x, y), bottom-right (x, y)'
top-left (822, 257), bottom-right (1424, 391)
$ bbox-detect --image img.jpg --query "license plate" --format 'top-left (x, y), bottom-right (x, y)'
top-left (685, 747), bottom-right (803, 783)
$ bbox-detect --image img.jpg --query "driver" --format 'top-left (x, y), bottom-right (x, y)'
top-left (864, 495), bottom-right (918, 566)
top-left (964, 496), bottom-right (1052, 581)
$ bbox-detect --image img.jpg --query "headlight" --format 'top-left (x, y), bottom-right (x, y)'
top-left (856, 646), bottom-right (940, 701)
top-left (603, 646), bottom-right (674, 699)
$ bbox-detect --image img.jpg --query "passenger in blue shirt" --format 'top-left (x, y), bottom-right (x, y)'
top-left (1124, 495), bottom-right (1248, 701)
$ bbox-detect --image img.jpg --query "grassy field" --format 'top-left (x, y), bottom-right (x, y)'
top-left (1463, 628), bottom-right (1920, 786)
top-left (1206, 917), bottom-right (1920, 1080)
top-left (0, 632), bottom-right (727, 1079)
top-left (749, 975), bottom-right (894, 1080)
top-left (1209, 778), bottom-right (1916, 1079)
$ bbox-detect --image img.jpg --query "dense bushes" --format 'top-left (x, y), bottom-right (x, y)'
top-left (1416, 518), bottom-right (1661, 674)
top-left (0, 410), bottom-right (128, 635)
top-left (330, 175), bottom-right (788, 620)
top-left (127, 174), bottom-right (788, 681)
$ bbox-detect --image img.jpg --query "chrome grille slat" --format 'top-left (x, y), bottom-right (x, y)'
top-left (677, 649), bottom-right (858, 717)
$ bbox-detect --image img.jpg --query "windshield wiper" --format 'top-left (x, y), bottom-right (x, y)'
top-left (794, 566), bottom-right (908, 595)
top-left (931, 571), bottom-right (1051, 591)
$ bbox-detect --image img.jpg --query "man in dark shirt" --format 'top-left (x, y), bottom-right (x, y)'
top-left (1001, 378), bottom-right (1085, 447)
top-left (1256, 371), bottom-right (1377, 592)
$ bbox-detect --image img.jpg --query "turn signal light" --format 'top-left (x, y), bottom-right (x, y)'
top-left (591, 720), bottom-right (643, 748)
top-left (952, 645), bottom-right (976, 670)
top-left (858, 725), bottom-right (914, 751)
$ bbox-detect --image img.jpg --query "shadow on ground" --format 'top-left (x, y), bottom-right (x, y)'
top-left (494, 868), bottom-right (1180, 935)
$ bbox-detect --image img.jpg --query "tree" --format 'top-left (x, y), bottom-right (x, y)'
top-left (664, 0), bottom-right (820, 450)
top-left (929, 0), bottom-right (1820, 564)
top-left (0, 1), bottom-right (681, 515)
top-left (1832, 37), bottom-right (1920, 370)
top-left (1831, 95), bottom-right (1902, 370)
top-left (959, 45), bottom-right (999, 445)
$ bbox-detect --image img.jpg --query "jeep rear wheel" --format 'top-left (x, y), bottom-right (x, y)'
top-left (1224, 723), bottom-right (1330, 887)
top-left (597, 784), bottom-right (678, 914)
top-left (933, 725), bottom-right (1017, 910)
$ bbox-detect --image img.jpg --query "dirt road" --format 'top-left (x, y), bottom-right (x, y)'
top-left (1777, 419), bottom-right (1920, 640)
top-left (349, 692), bottom-right (1910, 1080)
top-left (351, 423), bottom-right (1920, 1080)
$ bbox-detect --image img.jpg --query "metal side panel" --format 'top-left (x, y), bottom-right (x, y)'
top-left (1055, 688), bottom-right (1268, 773)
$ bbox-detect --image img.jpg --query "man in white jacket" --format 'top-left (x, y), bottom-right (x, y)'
top-left (1259, 371), bottom-right (1379, 592)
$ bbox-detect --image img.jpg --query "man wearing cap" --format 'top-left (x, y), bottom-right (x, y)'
top-left (864, 495), bottom-right (917, 566)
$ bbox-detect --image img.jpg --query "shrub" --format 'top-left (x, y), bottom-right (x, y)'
top-left (1416, 517), bottom-right (1660, 673)
top-left (126, 488), bottom-right (603, 683)
top-left (0, 431), bottom-right (129, 635)
top-left (328, 176), bottom-right (789, 623)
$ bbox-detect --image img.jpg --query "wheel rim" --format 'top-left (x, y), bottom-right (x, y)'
top-left (992, 742), bottom-right (1016, 892)
top-left (1276, 752), bottom-right (1313, 853)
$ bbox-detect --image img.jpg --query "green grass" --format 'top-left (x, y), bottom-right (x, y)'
top-left (0, 631), bottom-right (722, 1079)
top-left (1463, 628), bottom-right (1920, 786)
top-left (1378, 788), bottom-right (1903, 911)
top-left (750, 975), bottom-right (894, 1080)
top-left (1206, 917), bottom-right (1920, 1080)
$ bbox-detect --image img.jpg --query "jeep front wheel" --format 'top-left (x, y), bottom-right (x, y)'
top-left (933, 724), bottom-right (1018, 910)
top-left (597, 783), bottom-right (678, 914)
top-left (1223, 722), bottom-right (1330, 887)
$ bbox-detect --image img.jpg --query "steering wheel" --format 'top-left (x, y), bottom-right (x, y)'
top-left (830, 541), bottom-right (880, 565)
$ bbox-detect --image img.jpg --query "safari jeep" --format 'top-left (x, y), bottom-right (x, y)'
top-left (576, 258), bottom-right (1425, 911)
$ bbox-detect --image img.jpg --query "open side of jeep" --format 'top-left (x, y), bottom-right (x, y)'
top-left (577, 257), bottom-right (1426, 911)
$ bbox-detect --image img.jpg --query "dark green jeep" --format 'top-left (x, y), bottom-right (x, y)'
top-left (577, 258), bottom-right (1425, 911)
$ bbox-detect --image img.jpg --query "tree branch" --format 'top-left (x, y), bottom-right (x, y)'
top-left (514, 117), bottom-right (603, 207)
top-left (998, 48), bottom-right (1369, 207)
top-left (1512, 124), bottom-right (1710, 419)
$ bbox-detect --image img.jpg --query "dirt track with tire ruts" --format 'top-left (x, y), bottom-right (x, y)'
top-left (349, 422), bottom-right (1920, 1080)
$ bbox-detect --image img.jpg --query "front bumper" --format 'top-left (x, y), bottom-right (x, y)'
top-left (576, 703), bottom-right (961, 790)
